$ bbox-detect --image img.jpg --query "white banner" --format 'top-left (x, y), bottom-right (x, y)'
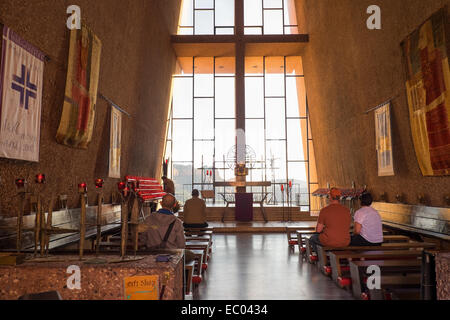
top-left (375, 102), bottom-right (395, 176)
top-left (109, 106), bottom-right (122, 178)
top-left (0, 27), bottom-right (44, 162)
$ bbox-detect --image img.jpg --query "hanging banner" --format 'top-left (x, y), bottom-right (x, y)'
top-left (402, 8), bottom-right (450, 176)
top-left (109, 106), bottom-right (122, 178)
top-left (0, 27), bottom-right (45, 162)
top-left (56, 24), bottom-right (102, 149)
top-left (375, 102), bottom-right (395, 176)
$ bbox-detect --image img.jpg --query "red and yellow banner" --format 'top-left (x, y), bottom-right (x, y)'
top-left (56, 24), bottom-right (101, 149)
top-left (403, 8), bottom-right (450, 176)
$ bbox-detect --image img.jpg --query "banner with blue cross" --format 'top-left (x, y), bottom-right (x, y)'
top-left (0, 26), bottom-right (45, 162)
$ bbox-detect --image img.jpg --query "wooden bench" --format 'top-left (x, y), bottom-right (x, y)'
top-left (186, 241), bottom-right (210, 270)
top-left (190, 249), bottom-right (204, 285)
top-left (316, 242), bottom-right (436, 272)
top-left (184, 260), bottom-right (195, 297)
top-left (286, 227), bottom-right (315, 247)
top-left (349, 259), bottom-right (422, 299)
top-left (328, 250), bottom-right (423, 286)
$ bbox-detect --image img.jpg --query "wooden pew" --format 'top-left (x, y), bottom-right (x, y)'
top-left (184, 260), bottom-right (195, 297)
top-left (328, 250), bottom-right (422, 286)
top-left (349, 259), bottom-right (422, 299)
top-left (316, 242), bottom-right (436, 272)
top-left (286, 227), bottom-right (315, 248)
top-left (186, 241), bottom-right (210, 270)
top-left (190, 249), bottom-right (204, 285)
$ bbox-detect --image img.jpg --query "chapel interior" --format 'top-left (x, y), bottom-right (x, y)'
top-left (0, 0), bottom-right (449, 301)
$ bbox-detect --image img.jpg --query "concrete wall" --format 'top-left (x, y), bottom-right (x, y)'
top-left (0, 0), bottom-right (181, 215)
top-left (299, 0), bottom-right (450, 207)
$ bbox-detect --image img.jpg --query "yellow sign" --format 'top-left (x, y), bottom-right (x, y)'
top-left (124, 275), bottom-right (159, 300)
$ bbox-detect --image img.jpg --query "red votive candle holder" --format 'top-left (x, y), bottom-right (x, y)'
top-left (78, 183), bottom-right (87, 193)
top-left (35, 174), bottom-right (46, 184)
top-left (95, 179), bottom-right (104, 189)
top-left (15, 178), bottom-right (26, 188)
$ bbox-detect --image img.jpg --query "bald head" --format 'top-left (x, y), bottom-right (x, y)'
top-left (161, 194), bottom-right (176, 210)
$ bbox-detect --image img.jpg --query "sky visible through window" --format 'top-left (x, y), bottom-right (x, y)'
top-left (169, 1), bottom-right (316, 208)
top-left (178, 0), bottom-right (299, 35)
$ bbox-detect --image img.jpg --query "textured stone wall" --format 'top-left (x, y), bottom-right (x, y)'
top-left (298, 0), bottom-right (450, 207)
top-left (0, 0), bottom-right (181, 216)
top-left (435, 252), bottom-right (450, 300)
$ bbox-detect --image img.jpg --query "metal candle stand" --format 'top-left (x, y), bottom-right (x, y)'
top-left (78, 183), bottom-right (88, 260)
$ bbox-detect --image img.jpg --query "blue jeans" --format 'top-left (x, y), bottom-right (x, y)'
top-left (309, 233), bottom-right (322, 254)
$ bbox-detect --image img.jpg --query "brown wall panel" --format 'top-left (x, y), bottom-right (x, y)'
top-left (298, 0), bottom-right (450, 207)
top-left (0, 0), bottom-right (181, 216)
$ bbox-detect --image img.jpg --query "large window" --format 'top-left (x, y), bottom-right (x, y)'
top-left (178, 0), bottom-right (235, 35)
top-left (165, 56), bottom-right (317, 210)
top-left (165, 57), bottom-right (236, 203)
top-left (178, 0), bottom-right (299, 35)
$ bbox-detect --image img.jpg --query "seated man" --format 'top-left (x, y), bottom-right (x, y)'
top-left (350, 192), bottom-right (383, 246)
top-left (309, 188), bottom-right (351, 253)
top-left (162, 176), bottom-right (175, 195)
top-left (140, 194), bottom-right (185, 249)
top-left (183, 189), bottom-right (209, 229)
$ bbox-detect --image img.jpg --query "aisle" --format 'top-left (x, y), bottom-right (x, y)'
top-left (194, 233), bottom-right (354, 300)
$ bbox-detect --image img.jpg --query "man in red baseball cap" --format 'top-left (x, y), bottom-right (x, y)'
top-left (309, 188), bottom-right (351, 253)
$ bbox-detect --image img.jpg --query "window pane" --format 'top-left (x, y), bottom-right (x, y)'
top-left (215, 0), bottom-right (235, 26)
top-left (266, 141), bottom-right (286, 181)
top-left (215, 119), bottom-right (235, 164)
top-left (263, 0), bottom-right (282, 8)
top-left (265, 74), bottom-right (285, 97)
top-left (245, 77), bottom-right (264, 118)
top-left (286, 77), bottom-right (306, 118)
top-left (167, 118), bottom-right (172, 140)
top-left (172, 162), bottom-right (193, 203)
top-left (215, 77), bottom-right (236, 118)
top-left (265, 57), bottom-right (285, 96)
top-left (175, 57), bottom-right (193, 76)
top-left (194, 98), bottom-right (214, 139)
top-left (194, 74), bottom-right (214, 97)
top-left (266, 98), bottom-right (286, 139)
top-left (244, 27), bottom-right (262, 35)
top-left (194, 141), bottom-right (214, 182)
top-left (287, 119), bottom-right (305, 160)
top-left (195, 0), bottom-right (213, 9)
top-left (216, 27), bottom-right (235, 35)
top-left (286, 56), bottom-right (303, 75)
top-left (284, 0), bottom-right (298, 25)
top-left (245, 119), bottom-right (265, 162)
top-left (245, 0), bottom-right (263, 26)
top-left (284, 26), bottom-right (299, 34)
top-left (178, 27), bottom-right (194, 35)
top-left (165, 141), bottom-right (172, 161)
top-left (287, 162), bottom-right (308, 191)
top-left (195, 10), bottom-right (214, 34)
top-left (245, 57), bottom-right (263, 75)
top-left (173, 120), bottom-right (192, 161)
top-left (215, 57), bottom-right (235, 75)
top-left (180, 0), bottom-right (194, 26)
top-left (264, 10), bottom-right (283, 34)
top-left (173, 78), bottom-right (193, 118)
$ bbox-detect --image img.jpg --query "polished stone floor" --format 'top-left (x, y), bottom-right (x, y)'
top-left (194, 233), bottom-right (354, 300)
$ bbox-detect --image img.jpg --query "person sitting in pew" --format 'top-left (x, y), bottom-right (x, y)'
top-left (183, 189), bottom-right (209, 229)
top-left (140, 194), bottom-right (196, 262)
top-left (350, 192), bottom-right (383, 246)
top-left (309, 188), bottom-right (351, 253)
top-left (140, 194), bottom-right (185, 249)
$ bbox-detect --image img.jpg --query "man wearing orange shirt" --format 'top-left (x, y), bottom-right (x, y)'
top-left (309, 188), bottom-right (351, 253)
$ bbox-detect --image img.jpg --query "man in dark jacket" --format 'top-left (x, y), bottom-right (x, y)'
top-left (140, 194), bottom-right (185, 249)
